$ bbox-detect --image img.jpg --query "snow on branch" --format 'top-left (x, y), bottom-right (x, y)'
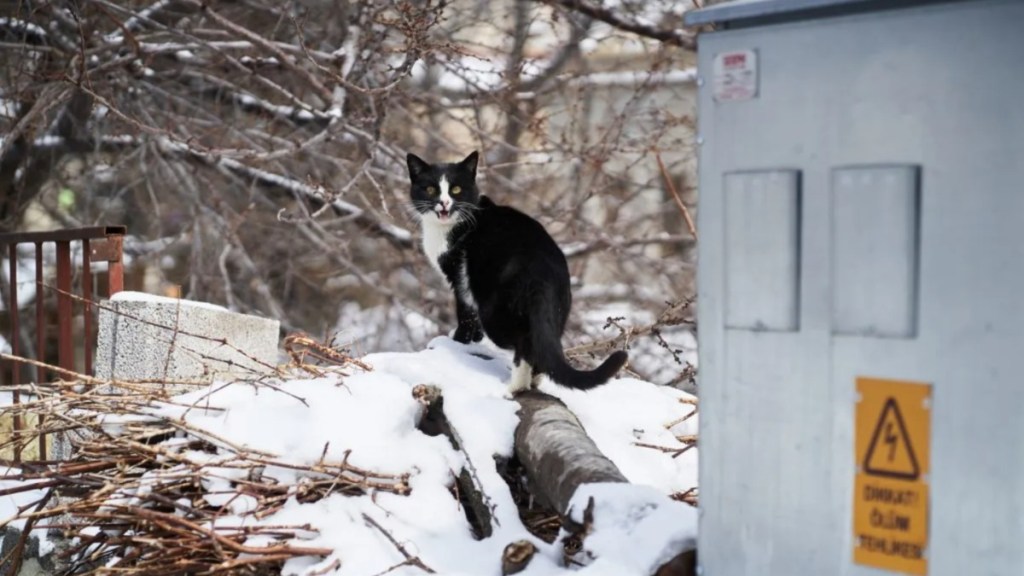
top-left (102, 0), bottom-right (174, 43)
top-left (153, 138), bottom-right (413, 245)
top-left (568, 68), bottom-right (698, 88)
top-left (232, 92), bottom-right (338, 126)
top-left (0, 17), bottom-right (47, 43)
top-left (135, 40), bottom-right (340, 63)
top-left (25, 130), bottom-right (413, 246)
top-left (535, 0), bottom-right (696, 50)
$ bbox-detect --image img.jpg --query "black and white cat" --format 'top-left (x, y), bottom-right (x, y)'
top-left (406, 150), bottom-right (628, 395)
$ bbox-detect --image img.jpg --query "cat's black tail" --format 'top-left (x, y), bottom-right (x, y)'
top-left (530, 306), bottom-right (628, 390)
top-left (545, 349), bottom-right (629, 390)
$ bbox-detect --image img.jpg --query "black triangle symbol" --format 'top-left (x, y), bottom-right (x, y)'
top-left (863, 397), bottom-right (920, 481)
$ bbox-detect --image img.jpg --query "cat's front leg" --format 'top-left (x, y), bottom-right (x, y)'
top-left (453, 297), bottom-right (484, 344)
top-left (439, 251), bottom-right (483, 344)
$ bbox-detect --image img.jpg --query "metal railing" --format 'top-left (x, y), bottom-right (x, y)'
top-left (1, 225), bottom-right (126, 462)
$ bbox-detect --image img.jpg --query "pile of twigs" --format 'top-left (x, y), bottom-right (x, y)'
top-left (0, 352), bottom-right (409, 575)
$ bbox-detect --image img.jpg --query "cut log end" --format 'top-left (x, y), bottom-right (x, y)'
top-left (501, 539), bottom-right (537, 575)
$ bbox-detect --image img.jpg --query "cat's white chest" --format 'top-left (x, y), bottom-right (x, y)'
top-left (421, 219), bottom-right (451, 276)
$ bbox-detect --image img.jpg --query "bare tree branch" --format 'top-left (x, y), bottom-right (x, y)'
top-left (0, 0), bottom-right (698, 384)
top-left (534, 0), bottom-right (696, 50)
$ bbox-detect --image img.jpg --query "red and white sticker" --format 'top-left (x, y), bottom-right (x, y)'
top-left (712, 49), bottom-right (758, 102)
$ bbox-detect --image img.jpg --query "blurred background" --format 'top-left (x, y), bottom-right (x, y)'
top-left (0, 0), bottom-right (700, 390)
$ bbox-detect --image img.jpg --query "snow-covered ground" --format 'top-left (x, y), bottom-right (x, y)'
top-left (1, 336), bottom-right (698, 575)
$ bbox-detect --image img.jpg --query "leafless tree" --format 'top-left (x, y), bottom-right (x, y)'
top-left (0, 0), bottom-right (699, 388)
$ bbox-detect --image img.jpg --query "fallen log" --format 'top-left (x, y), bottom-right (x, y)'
top-left (512, 390), bottom-right (696, 576)
top-left (412, 384), bottom-right (495, 539)
top-left (512, 390), bottom-right (628, 514)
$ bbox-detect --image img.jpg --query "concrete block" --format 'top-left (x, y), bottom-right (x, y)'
top-left (94, 292), bottom-right (280, 392)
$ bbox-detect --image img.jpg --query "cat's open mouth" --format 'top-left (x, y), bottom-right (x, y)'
top-left (437, 209), bottom-right (451, 221)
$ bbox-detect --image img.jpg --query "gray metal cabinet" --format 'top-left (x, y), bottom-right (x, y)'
top-left (687, 1), bottom-right (1024, 574)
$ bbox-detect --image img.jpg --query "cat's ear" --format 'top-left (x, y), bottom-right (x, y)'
top-left (406, 153), bottom-right (429, 179)
top-left (459, 151), bottom-right (479, 175)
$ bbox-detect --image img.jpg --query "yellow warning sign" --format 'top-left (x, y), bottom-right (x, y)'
top-left (854, 377), bottom-right (931, 576)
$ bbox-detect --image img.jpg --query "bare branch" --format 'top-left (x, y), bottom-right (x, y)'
top-left (534, 0), bottom-right (696, 50)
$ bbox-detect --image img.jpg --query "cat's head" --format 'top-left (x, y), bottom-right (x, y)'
top-left (406, 151), bottom-right (480, 226)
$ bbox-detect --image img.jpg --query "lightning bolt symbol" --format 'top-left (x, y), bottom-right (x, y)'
top-left (884, 422), bottom-right (899, 461)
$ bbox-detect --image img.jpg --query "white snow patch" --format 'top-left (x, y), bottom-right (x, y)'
top-left (0, 466), bottom-right (50, 541)
top-left (569, 68), bottom-right (697, 88)
top-left (0, 17), bottom-right (46, 39)
top-left (413, 55), bottom-right (547, 93)
top-left (0, 98), bottom-right (18, 118)
top-left (174, 49), bottom-right (197, 62)
top-left (111, 290), bottom-right (228, 312)
top-left (543, 377), bottom-right (698, 493)
top-left (1, 336), bottom-right (698, 574)
top-left (565, 483), bottom-right (698, 575)
top-left (33, 135), bottom-right (63, 148)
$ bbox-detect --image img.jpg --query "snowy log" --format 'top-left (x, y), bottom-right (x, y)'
top-left (413, 384), bottom-right (495, 539)
top-left (512, 390), bottom-right (628, 514)
top-left (513, 390), bottom-right (697, 576)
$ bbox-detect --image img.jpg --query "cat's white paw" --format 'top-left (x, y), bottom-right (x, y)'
top-left (505, 361), bottom-right (533, 397)
top-left (530, 373), bottom-right (544, 389)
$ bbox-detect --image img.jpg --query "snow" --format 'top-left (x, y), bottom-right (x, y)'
top-left (411, 54), bottom-right (694, 97)
top-left (564, 483), bottom-right (697, 574)
top-left (0, 466), bottom-right (48, 536)
top-left (33, 135), bottom-right (64, 148)
top-left (174, 49), bottom-right (197, 62)
top-left (103, 0), bottom-right (173, 43)
top-left (111, 290), bottom-right (228, 312)
top-left (555, 378), bottom-right (698, 493)
top-left (569, 68), bottom-right (697, 88)
top-left (234, 93), bottom-right (321, 123)
top-left (412, 56), bottom-right (547, 93)
top-left (2, 335), bottom-right (697, 574)
top-left (0, 17), bottom-right (47, 40)
top-left (0, 98), bottom-right (17, 118)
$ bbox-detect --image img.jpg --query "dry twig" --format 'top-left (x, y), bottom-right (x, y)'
top-left (670, 487), bottom-right (699, 507)
top-left (284, 332), bottom-right (373, 375)
top-left (656, 151), bottom-right (698, 239)
top-left (363, 512), bottom-right (436, 574)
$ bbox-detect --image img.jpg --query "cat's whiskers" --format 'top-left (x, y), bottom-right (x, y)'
top-left (402, 200), bottom-right (438, 224)
top-left (456, 206), bottom-right (478, 228)
top-left (456, 200), bottom-right (481, 219)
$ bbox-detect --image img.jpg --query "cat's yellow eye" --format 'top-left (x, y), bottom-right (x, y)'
top-left (426, 186), bottom-right (436, 195)
top-left (451, 186), bottom-right (462, 195)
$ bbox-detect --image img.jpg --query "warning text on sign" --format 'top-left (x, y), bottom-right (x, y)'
top-left (855, 475), bottom-right (929, 567)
